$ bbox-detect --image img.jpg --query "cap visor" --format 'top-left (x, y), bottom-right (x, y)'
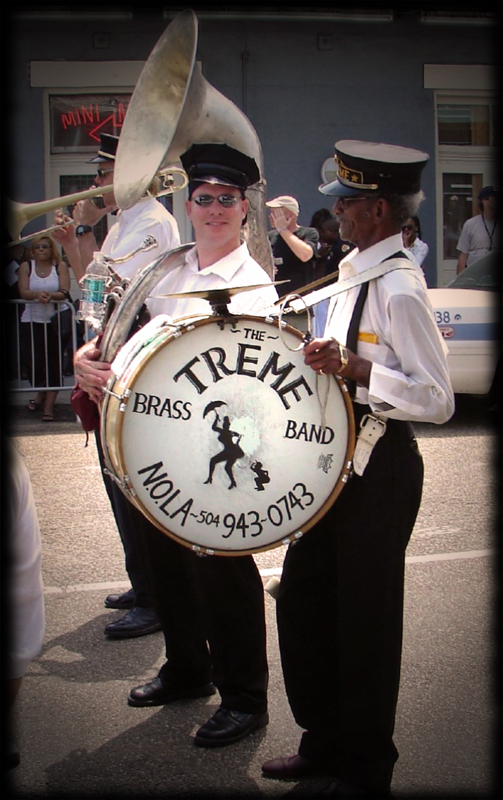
top-left (193, 176), bottom-right (243, 189)
top-left (87, 156), bottom-right (115, 164)
top-left (319, 179), bottom-right (367, 197)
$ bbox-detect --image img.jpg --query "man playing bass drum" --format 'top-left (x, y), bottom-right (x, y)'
top-left (74, 143), bottom-right (278, 748)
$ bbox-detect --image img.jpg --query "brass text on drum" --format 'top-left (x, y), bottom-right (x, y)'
top-left (173, 338), bottom-right (314, 410)
top-left (132, 393), bottom-right (192, 419)
top-left (284, 420), bottom-right (335, 444)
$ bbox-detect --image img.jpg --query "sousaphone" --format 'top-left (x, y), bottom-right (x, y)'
top-left (114, 8), bottom-right (273, 278)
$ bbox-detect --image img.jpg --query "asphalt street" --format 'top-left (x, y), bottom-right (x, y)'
top-left (4, 391), bottom-right (500, 799)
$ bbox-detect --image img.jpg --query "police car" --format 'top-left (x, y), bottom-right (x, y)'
top-left (427, 251), bottom-right (500, 395)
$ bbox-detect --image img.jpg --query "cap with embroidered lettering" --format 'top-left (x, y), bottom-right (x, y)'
top-left (319, 140), bottom-right (429, 197)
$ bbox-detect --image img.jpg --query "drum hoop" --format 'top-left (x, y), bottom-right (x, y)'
top-left (105, 314), bottom-right (355, 556)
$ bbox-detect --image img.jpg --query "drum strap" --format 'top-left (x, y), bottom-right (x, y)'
top-left (345, 281), bottom-right (370, 399)
top-left (288, 253), bottom-right (415, 312)
top-left (344, 251), bottom-right (405, 476)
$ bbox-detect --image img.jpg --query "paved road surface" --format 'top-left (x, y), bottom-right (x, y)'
top-left (4, 393), bottom-right (499, 798)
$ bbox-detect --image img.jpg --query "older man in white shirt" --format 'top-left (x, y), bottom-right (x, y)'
top-left (262, 140), bottom-right (454, 798)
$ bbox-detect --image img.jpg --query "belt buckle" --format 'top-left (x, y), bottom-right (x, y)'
top-left (353, 413), bottom-right (387, 476)
top-left (360, 413), bottom-right (387, 441)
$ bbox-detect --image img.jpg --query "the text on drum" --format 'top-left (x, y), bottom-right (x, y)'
top-left (172, 327), bottom-right (314, 410)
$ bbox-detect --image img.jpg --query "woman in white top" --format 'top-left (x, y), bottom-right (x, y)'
top-left (402, 215), bottom-right (429, 268)
top-left (18, 235), bottom-right (70, 420)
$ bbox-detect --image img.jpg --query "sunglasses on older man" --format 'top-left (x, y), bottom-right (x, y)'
top-left (335, 196), bottom-right (373, 210)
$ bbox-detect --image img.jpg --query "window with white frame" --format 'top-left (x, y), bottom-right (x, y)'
top-left (434, 90), bottom-right (498, 284)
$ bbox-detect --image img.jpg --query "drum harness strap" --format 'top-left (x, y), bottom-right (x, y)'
top-left (321, 252), bottom-right (414, 476)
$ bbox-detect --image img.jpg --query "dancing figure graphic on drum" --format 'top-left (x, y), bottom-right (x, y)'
top-left (250, 461), bottom-right (270, 492)
top-left (204, 414), bottom-right (245, 489)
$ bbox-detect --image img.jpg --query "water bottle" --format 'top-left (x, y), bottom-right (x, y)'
top-left (77, 252), bottom-right (110, 331)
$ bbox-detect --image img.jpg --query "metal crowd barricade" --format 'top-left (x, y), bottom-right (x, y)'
top-left (7, 299), bottom-right (79, 393)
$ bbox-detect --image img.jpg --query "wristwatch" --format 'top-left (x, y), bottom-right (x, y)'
top-left (75, 224), bottom-right (93, 237)
top-left (335, 341), bottom-right (349, 374)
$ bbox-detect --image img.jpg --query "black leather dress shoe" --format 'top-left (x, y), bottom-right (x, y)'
top-left (104, 588), bottom-right (135, 609)
top-left (194, 707), bottom-right (269, 747)
top-left (262, 753), bottom-right (320, 780)
top-left (104, 607), bottom-right (162, 639)
top-left (128, 676), bottom-right (216, 707)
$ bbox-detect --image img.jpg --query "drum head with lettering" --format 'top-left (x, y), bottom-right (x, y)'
top-left (108, 316), bottom-right (354, 555)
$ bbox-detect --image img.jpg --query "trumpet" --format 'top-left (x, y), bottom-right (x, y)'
top-left (6, 166), bottom-right (188, 246)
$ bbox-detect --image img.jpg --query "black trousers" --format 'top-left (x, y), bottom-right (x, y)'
top-left (124, 495), bottom-right (269, 714)
top-left (276, 406), bottom-right (424, 794)
top-left (95, 431), bottom-right (153, 608)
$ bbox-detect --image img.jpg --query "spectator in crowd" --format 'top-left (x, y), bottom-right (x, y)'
top-left (456, 186), bottom-right (500, 273)
top-left (52, 132), bottom-right (180, 639)
top-left (401, 215), bottom-right (429, 268)
top-left (266, 195), bottom-right (319, 295)
top-left (3, 437), bottom-right (45, 771)
top-left (17, 235), bottom-right (71, 421)
top-left (310, 214), bottom-right (352, 337)
top-left (317, 216), bottom-right (352, 278)
top-left (309, 207), bottom-right (333, 251)
top-left (74, 143), bottom-right (277, 749)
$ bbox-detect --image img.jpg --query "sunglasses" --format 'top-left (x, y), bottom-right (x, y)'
top-left (33, 244), bottom-right (51, 250)
top-left (96, 168), bottom-right (114, 179)
top-left (192, 193), bottom-right (240, 207)
top-left (335, 196), bottom-right (371, 210)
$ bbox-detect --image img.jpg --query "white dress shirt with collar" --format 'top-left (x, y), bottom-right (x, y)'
top-left (406, 237), bottom-right (429, 267)
top-left (147, 241), bottom-right (278, 319)
top-left (325, 233), bottom-right (454, 424)
top-left (101, 196), bottom-right (181, 281)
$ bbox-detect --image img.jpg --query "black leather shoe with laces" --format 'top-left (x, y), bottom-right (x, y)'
top-left (194, 707), bottom-right (269, 747)
top-left (104, 588), bottom-right (135, 609)
top-left (128, 676), bottom-right (216, 707)
top-left (104, 607), bottom-right (161, 638)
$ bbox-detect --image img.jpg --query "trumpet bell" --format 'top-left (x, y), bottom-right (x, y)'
top-left (6, 185), bottom-right (106, 243)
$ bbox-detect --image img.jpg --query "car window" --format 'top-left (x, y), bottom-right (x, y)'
top-left (449, 252), bottom-right (500, 290)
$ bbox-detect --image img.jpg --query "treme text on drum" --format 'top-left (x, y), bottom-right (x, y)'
top-left (171, 329), bottom-right (314, 411)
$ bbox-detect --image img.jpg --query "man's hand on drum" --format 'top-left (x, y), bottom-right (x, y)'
top-left (303, 337), bottom-right (371, 388)
top-left (74, 340), bottom-right (113, 404)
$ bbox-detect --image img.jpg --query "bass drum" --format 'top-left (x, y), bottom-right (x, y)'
top-left (101, 314), bottom-right (355, 556)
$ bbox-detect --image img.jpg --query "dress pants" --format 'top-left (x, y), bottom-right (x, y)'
top-left (129, 499), bottom-right (269, 714)
top-left (276, 406), bottom-right (424, 794)
top-left (95, 431), bottom-right (152, 608)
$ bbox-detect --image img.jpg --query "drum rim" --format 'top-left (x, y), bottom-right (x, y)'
top-left (102, 314), bottom-right (356, 556)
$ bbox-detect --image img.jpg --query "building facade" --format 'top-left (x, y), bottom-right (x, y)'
top-left (5, 4), bottom-right (500, 289)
